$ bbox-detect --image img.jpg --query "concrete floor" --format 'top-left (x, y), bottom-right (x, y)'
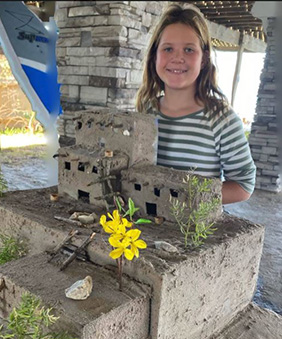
top-left (225, 189), bottom-right (282, 315)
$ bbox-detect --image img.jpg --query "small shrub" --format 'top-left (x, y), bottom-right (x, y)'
top-left (0, 234), bottom-right (26, 265)
top-left (0, 293), bottom-right (77, 339)
top-left (170, 174), bottom-right (220, 248)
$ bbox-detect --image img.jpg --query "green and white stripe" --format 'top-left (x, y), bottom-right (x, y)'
top-left (157, 108), bottom-right (256, 193)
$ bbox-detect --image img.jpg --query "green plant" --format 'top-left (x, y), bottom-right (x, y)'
top-left (170, 174), bottom-right (220, 248)
top-left (0, 293), bottom-right (76, 339)
top-left (0, 171), bottom-right (8, 197)
top-left (0, 234), bottom-right (26, 265)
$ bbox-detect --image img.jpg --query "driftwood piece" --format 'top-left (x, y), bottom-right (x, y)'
top-left (47, 229), bottom-right (79, 262)
top-left (60, 232), bottom-right (96, 271)
top-left (54, 216), bottom-right (82, 226)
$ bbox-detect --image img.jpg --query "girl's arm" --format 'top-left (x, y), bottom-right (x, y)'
top-left (222, 181), bottom-right (251, 205)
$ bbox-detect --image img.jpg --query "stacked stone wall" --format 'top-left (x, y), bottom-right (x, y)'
top-left (54, 1), bottom-right (167, 141)
top-left (249, 18), bottom-right (281, 192)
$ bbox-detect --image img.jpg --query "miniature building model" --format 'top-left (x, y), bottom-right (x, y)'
top-left (58, 108), bottom-right (222, 222)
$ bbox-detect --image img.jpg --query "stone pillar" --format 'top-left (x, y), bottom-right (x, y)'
top-left (54, 1), bottom-right (167, 144)
top-left (249, 17), bottom-right (281, 192)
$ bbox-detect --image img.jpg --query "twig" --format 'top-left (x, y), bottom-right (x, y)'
top-left (54, 216), bottom-right (82, 226)
top-left (87, 175), bottom-right (116, 186)
top-left (0, 278), bottom-right (5, 292)
top-left (47, 229), bottom-right (79, 262)
top-left (60, 232), bottom-right (96, 271)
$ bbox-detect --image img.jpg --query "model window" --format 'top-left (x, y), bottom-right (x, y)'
top-left (170, 189), bottom-right (178, 198)
top-left (78, 190), bottom-right (90, 204)
top-left (78, 162), bottom-right (85, 172)
top-left (65, 162), bottom-right (71, 170)
top-left (134, 183), bottom-right (141, 191)
top-left (154, 188), bottom-right (160, 197)
top-left (146, 202), bottom-right (157, 216)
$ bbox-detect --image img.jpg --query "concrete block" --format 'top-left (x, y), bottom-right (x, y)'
top-left (0, 254), bottom-right (150, 339)
top-left (74, 110), bottom-right (158, 166)
top-left (121, 164), bottom-right (222, 223)
top-left (58, 145), bottom-right (129, 207)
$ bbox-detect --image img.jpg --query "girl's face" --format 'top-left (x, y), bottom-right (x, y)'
top-left (156, 23), bottom-right (204, 93)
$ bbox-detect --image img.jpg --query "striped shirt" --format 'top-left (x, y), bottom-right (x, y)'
top-left (157, 107), bottom-right (256, 194)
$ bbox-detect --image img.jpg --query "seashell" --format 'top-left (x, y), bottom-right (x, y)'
top-left (65, 276), bottom-right (93, 300)
top-left (154, 241), bottom-right (179, 253)
top-left (123, 130), bottom-right (130, 136)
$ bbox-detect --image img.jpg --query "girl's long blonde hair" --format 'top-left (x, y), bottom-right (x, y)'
top-left (135, 4), bottom-right (228, 115)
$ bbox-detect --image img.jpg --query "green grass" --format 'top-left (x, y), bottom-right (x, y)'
top-left (0, 127), bottom-right (28, 136)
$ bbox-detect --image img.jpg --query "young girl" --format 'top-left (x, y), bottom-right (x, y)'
top-left (136, 3), bottom-right (256, 205)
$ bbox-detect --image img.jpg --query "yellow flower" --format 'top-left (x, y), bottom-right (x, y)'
top-left (100, 210), bottom-right (132, 235)
top-left (109, 229), bottom-right (147, 261)
top-left (126, 229), bottom-right (147, 259)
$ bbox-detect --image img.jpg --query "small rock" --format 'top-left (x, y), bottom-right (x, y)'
top-left (65, 276), bottom-right (93, 300)
top-left (78, 214), bottom-right (96, 224)
top-left (50, 193), bottom-right (59, 202)
top-left (154, 241), bottom-right (179, 253)
top-left (154, 216), bottom-right (165, 225)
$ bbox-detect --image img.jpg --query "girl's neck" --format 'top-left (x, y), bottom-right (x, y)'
top-left (160, 89), bottom-right (204, 118)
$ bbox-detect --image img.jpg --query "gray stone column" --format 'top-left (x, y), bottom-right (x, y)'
top-left (54, 1), bottom-right (167, 143)
top-left (249, 17), bottom-right (281, 192)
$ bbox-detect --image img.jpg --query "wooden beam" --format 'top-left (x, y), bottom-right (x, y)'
top-left (207, 18), bottom-right (266, 53)
top-left (231, 34), bottom-right (244, 106)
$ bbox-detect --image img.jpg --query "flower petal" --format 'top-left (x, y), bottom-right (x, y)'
top-left (122, 218), bottom-right (132, 228)
top-left (100, 215), bottom-right (107, 227)
top-left (117, 224), bottom-right (126, 235)
top-left (126, 229), bottom-right (141, 241)
top-left (103, 224), bottom-right (115, 234)
top-left (113, 210), bottom-right (120, 222)
top-left (134, 239), bottom-right (147, 249)
top-left (109, 247), bottom-right (123, 259)
top-left (131, 244), bottom-right (139, 258)
top-left (107, 212), bottom-right (113, 220)
top-left (124, 248), bottom-right (134, 261)
top-left (109, 236), bottom-right (123, 248)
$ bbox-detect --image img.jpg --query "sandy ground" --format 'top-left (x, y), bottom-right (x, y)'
top-left (0, 144), bottom-right (281, 316)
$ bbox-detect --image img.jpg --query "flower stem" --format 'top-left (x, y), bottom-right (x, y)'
top-left (118, 256), bottom-right (123, 291)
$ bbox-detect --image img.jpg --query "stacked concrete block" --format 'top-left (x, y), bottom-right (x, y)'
top-left (0, 189), bottom-right (265, 339)
top-left (54, 1), bottom-right (168, 142)
top-left (58, 108), bottom-right (222, 224)
top-left (249, 18), bottom-right (281, 192)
